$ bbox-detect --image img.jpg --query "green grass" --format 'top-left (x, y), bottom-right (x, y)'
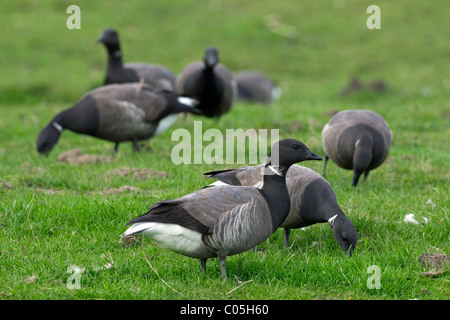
top-left (0, 0), bottom-right (449, 300)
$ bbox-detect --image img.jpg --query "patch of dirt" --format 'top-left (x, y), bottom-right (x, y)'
top-left (34, 188), bottom-right (72, 195)
top-left (106, 167), bottom-right (169, 180)
top-left (419, 253), bottom-right (450, 277)
top-left (97, 185), bottom-right (143, 195)
top-left (1, 181), bottom-right (13, 189)
top-left (21, 162), bottom-right (45, 173)
top-left (120, 235), bottom-right (142, 247)
top-left (340, 77), bottom-right (387, 97)
top-left (34, 185), bottom-right (144, 196)
top-left (419, 253), bottom-right (450, 269)
top-left (287, 120), bottom-right (305, 134)
top-left (57, 149), bottom-right (115, 165)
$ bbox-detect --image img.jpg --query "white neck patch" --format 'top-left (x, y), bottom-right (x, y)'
top-left (328, 214), bottom-right (338, 226)
top-left (268, 165), bottom-right (283, 176)
top-left (53, 122), bottom-right (63, 133)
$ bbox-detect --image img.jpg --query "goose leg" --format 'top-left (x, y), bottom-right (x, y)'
top-left (352, 170), bottom-right (362, 187)
top-left (322, 155), bottom-right (329, 177)
top-left (218, 255), bottom-right (227, 279)
top-left (200, 259), bottom-right (207, 273)
top-left (284, 229), bottom-right (291, 248)
top-left (362, 170), bottom-right (370, 184)
top-left (113, 142), bottom-right (119, 153)
top-left (132, 139), bottom-right (140, 152)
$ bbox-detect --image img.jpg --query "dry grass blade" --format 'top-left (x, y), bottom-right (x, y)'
top-left (144, 257), bottom-right (183, 296)
top-left (226, 279), bottom-right (253, 295)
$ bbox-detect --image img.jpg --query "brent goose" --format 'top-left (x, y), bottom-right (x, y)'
top-left (234, 71), bottom-right (280, 104)
top-left (98, 28), bottom-right (176, 91)
top-left (322, 109), bottom-right (392, 186)
top-left (36, 83), bottom-right (199, 155)
top-left (175, 47), bottom-right (236, 117)
top-left (205, 164), bottom-right (357, 255)
top-left (122, 139), bottom-right (322, 278)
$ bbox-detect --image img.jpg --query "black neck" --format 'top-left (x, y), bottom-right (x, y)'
top-left (53, 97), bottom-right (99, 136)
top-left (107, 45), bottom-right (123, 67)
top-left (260, 164), bottom-right (291, 232)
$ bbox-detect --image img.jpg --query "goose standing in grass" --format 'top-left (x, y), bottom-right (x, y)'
top-left (36, 83), bottom-right (200, 155)
top-left (175, 47), bottom-right (236, 118)
top-left (98, 28), bottom-right (176, 91)
top-left (322, 110), bottom-right (392, 186)
top-left (205, 164), bottom-right (357, 255)
top-left (234, 71), bottom-right (280, 105)
top-left (122, 139), bottom-right (322, 278)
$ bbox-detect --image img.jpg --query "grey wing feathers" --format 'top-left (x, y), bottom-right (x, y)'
top-left (204, 165), bottom-right (264, 187)
top-left (126, 186), bottom-right (268, 235)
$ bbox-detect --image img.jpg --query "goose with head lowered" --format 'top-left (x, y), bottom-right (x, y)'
top-left (205, 164), bottom-right (357, 255)
top-left (122, 139), bottom-right (322, 278)
top-left (36, 83), bottom-right (200, 155)
top-left (322, 109), bottom-right (392, 186)
top-left (98, 28), bottom-right (176, 91)
top-left (175, 47), bottom-right (236, 118)
top-left (234, 71), bottom-right (280, 105)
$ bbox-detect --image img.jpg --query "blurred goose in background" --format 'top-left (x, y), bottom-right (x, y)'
top-left (36, 83), bottom-right (199, 155)
top-left (234, 71), bottom-right (280, 105)
top-left (205, 164), bottom-right (357, 255)
top-left (122, 139), bottom-right (322, 278)
top-left (322, 109), bottom-right (392, 186)
top-left (98, 28), bottom-right (176, 91)
top-left (175, 47), bottom-right (236, 118)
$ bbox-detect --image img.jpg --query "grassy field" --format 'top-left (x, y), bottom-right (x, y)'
top-left (0, 0), bottom-right (449, 301)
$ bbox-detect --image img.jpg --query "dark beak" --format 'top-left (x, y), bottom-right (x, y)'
top-left (306, 150), bottom-right (322, 161)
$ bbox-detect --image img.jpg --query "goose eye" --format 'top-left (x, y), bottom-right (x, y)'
top-left (293, 145), bottom-right (299, 149)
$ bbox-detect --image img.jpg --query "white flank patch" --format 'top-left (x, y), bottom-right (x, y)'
top-left (253, 180), bottom-right (264, 189)
top-left (271, 86), bottom-right (281, 101)
top-left (155, 114), bottom-right (179, 136)
top-left (177, 96), bottom-right (198, 107)
top-left (123, 222), bottom-right (203, 255)
top-left (210, 181), bottom-right (230, 187)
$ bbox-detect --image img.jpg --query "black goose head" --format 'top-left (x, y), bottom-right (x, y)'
top-left (36, 122), bottom-right (63, 155)
top-left (329, 214), bottom-right (358, 256)
top-left (97, 28), bottom-right (121, 54)
top-left (266, 139), bottom-right (322, 175)
top-left (203, 47), bottom-right (219, 68)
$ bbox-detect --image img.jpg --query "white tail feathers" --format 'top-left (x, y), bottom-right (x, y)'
top-left (177, 97), bottom-right (199, 107)
top-left (271, 86), bottom-right (281, 101)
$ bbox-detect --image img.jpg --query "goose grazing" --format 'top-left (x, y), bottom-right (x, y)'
top-left (98, 28), bottom-right (176, 91)
top-left (321, 110), bottom-right (392, 186)
top-left (122, 139), bottom-right (322, 278)
top-left (234, 71), bottom-right (280, 105)
top-left (36, 83), bottom-right (200, 155)
top-left (175, 47), bottom-right (236, 118)
top-left (204, 164), bottom-right (357, 255)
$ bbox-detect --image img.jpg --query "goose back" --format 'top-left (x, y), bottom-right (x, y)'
top-left (234, 71), bottom-right (280, 104)
top-left (322, 110), bottom-right (392, 170)
top-left (125, 63), bottom-right (176, 91)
